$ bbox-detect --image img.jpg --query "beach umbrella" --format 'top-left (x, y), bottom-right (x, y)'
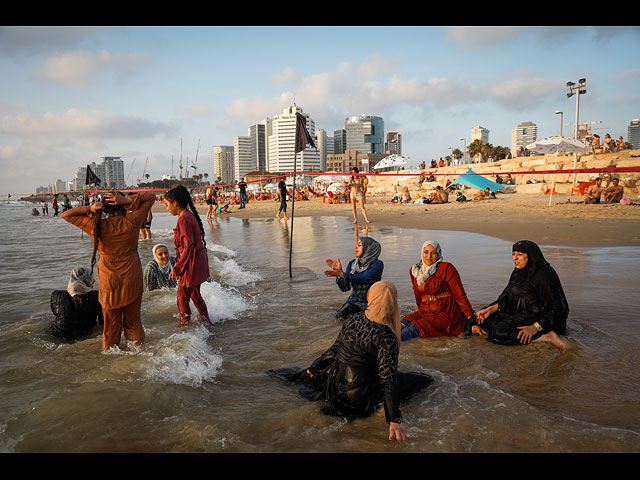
top-left (326, 182), bottom-right (346, 194)
top-left (373, 154), bottom-right (410, 170)
top-left (264, 183), bottom-right (278, 191)
top-left (526, 136), bottom-right (592, 205)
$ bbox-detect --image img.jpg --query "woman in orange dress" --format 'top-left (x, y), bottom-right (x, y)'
top-left (400, 240), bottom-right (476, 341)
top-left (62, 190), bottom-right (156, 351)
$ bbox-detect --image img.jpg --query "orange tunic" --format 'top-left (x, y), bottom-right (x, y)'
top-left (62, 192), bottom-right (156, 309)
top-left (402, 262), bottom-right (474, 337)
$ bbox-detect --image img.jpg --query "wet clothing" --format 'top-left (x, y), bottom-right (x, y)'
top-left (268, 311), bottom-right (433, 423)
top-left (61, 192), bottom-right (156, 350)
top-left (172, 210), bottom-right (210, 324)
top-left (49, 290), bottom-right (103, 341)
top-left (468, 240), bottom-right (569, 346)
top-left (143, 257), bottom-right (177, 291)
top-left (402, 262), bottom-right (475, 339)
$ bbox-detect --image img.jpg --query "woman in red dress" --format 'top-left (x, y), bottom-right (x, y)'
top-left (164, 185), bottom-right (211, 326)
top-left (400, 241), bottom-right (476, 341)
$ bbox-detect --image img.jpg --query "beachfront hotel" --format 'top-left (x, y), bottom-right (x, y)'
top-left (268, 105), bottom-right (321, 174)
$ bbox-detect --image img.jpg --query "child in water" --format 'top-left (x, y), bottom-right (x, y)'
top-left (163, 185), bottom-right (212, 326)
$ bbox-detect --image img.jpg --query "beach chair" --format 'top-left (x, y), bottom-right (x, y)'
top-left (571, 181), bottom-right (594, 196)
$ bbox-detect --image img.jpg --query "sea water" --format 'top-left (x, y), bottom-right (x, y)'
top-left (0, 201), bottom-right (639, 453)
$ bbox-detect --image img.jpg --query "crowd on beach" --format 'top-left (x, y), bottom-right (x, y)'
top-left (45, 178), bottom-right (573, 443)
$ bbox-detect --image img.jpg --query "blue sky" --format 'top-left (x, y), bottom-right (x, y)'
top-left (1, 25), bottom-right (639, 195)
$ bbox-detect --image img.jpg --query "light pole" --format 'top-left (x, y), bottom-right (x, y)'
top-left (459, 138), bottom-right (466, 164)
top-left (555, 110), bottom-right (563, 136)
top-left (566, 78), bottom-right (586, 184)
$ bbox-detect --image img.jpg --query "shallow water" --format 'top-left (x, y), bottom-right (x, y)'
top-left (1, 202), bottom-right (639, 452)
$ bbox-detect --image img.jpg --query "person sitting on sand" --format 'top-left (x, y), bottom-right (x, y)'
top-left (400, 241), bottom-right (476, 341)
top-left (49, 267), bottom-right (103, 341)
top-left (603, 178), bottom-right (624, 204)
top-left (473, 187), bottom-right (494, 200)
top-left (399, 186), bottom-right (412, 204)
top-left (268, 281), bottom-right (434, 443)
top-left (430, 185), bottom-right (448, 204)
top-left (584, 178), bottom-right (604, 204)
top-left (325, 236), bottom-right (383, 320)
top-left (467, 240), bottom-right (569, 349)
top-left (143, 244), bottom-right (177, 292)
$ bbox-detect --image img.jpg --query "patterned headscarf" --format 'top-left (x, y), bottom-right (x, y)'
top-left (67, 267), bottom-right (95, 297)
top-left (411, 240), bottom-right (443, 286)
top-left (350, 237), bottom-right (382, 274)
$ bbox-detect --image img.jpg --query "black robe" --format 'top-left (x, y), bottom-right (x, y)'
top-left (49, 290), bottom-right (103, 341)
top-left (268, 312), bottom-right (432, 422)
top-left (470, 240), bottom-right (569, 346)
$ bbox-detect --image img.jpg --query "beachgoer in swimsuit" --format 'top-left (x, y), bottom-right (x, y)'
top-left (344, 167), bottom-right (370, 224)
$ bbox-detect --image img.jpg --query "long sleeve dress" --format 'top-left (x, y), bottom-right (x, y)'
top-left (268, 311), bottom-right (433, 423)
top-left (61, 192), bottom-right (156, 310)
top-left (171, 210), bottom-right (209, 288)
top-left (335, 259), bottom-right (383, 318)
top-left (402, 262), bottom-right (475, 337)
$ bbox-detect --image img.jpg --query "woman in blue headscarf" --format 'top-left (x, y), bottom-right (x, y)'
top-left (324, 236), bottom-right (383, 320)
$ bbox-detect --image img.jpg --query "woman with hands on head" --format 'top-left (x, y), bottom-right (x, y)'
top-left (62, 189), bottom-right (156, 352)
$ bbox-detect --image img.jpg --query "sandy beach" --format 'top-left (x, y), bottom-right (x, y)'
top-left (153, 193), bottom-right (640, 248)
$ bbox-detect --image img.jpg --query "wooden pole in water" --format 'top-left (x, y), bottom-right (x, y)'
top-left (289, 154), bottom-right (296, 278)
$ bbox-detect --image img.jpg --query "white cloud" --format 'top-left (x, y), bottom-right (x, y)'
top-left (37, 50), bottom-right (151, 87)
top-left (270, 66), bottom-right (298, 86)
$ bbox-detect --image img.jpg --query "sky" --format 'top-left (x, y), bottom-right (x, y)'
top-left (1, 25), bottom-right (639, 195)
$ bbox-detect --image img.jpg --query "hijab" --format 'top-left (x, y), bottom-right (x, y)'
top-left (365, 281), bottom-right (401, 342)
top-left (411, 240), bottom-right (443, 286)
top-left (152, 244), bottom-right (174, 275)
top-left (350, 237), bottom-right (382, 274)
top-left (67, 267), bottom-right (95, 297)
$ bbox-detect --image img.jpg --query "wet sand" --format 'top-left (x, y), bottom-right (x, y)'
top-left (153, 193), bottom-right (640, 248)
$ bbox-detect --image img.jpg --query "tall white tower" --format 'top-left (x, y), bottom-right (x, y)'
top-left (268, 104), bottom-right (320, 173)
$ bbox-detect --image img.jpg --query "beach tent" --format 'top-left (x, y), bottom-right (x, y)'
top-left (450, 169), bottom-right (505, 193)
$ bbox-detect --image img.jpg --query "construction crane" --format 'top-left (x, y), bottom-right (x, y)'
top-left (137, 157), bottom-right (149, 184)
top-left (126, 157), bottom-right (136, 184)
top-left (191, 138), bottom-right (200, 179)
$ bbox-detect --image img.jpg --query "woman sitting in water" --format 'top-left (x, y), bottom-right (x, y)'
top-left (49, 267), bottom-right (103, 341)
top-left (324, 236), bottom-right (383, 320)
top-left (143, 244), bottom-right (177, 292)
top-left (468, 240), bottom-right (569, 349)
top-left (268, 281), bottom-right (433, 443)
top-left (401, 240), bottom-right (476, 341)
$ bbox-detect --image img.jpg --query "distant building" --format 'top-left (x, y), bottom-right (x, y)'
top-left (268, 104), bottom-right (320, 173)
top-left (99, 156), bottom-right (125, 188)
top-left (333, 129), bottom-right (347, 154)
top-left (386, 131), bottom-right (402, 155)
top-left (511, 121), bottom-right (537, 154)
top-left (325, 150), bottom-right (386, 174)
top-left (234, 122), bottom-right (269, 182)
top-left (345, 114), bottom-right (384, 154)
top-left (213, 146), bottom-right (234, 185)
top-left (628, 118), bottom-right (640, 149)
top-left (471, 126), bottom-right (490, 145)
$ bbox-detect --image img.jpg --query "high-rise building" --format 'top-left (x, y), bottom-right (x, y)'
top-left (511, 121), bottom-right (537, 154)
top-left (233, 122), bottom-right (269, 182)
top-left (213, 146), bottom-right (234, 185)
top-left (345, 114), bottom-right (384, 154)
top-left (333, 129), bottom-right (347, 154)
top-left (100, 156), bottom-right (125, 188)
top-left (471, 126), bottom-right (490, 145)
top-left (268, 104), bottom-right (320, 173)
top-left (386, 131), bottom-right (402, 154)
top-left (628, 118), bottom-right (640, 149)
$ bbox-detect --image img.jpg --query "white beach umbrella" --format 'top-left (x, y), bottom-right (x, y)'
top-left (373, 154), bottom-right (410, 170)
top-left (526, 136), bottom-right (592, 205)
top-left (326, 182), bottom-right (346, 194)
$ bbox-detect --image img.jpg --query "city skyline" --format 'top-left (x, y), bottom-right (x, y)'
top-left (1, 25), bottom-right (639, 194)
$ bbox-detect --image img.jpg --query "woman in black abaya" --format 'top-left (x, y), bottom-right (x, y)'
top-left (468, 240), bottom-right (569, 349)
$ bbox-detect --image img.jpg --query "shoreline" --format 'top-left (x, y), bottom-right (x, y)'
top-left (152, 193), bottom-right (640, 248)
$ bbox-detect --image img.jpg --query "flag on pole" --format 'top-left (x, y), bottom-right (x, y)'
top-left (85, 165), bottom-right (102, 186)
top-left (295, 112), bottom-right (316, 153)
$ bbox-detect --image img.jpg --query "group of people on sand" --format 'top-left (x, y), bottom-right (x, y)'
top-left (271, 231), bottom-right (569, 442)
top-left (54, 186), bottom-right (212, 351)
top-left (584, 177), bottom-right (625, 204)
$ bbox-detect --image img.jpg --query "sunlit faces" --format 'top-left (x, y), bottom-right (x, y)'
top-left (354, 240), bottom-right (363, 258)
top-left (422, 244), bottom-right (439, 267)
top-left (512, 251), bottom-right (529, 269)
top-left (154, 246), bottom-right (170, 265)
top-left (164, 198), bottom-right (180, 216)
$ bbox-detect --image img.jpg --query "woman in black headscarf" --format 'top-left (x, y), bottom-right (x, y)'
top-left (324, 236), bottom-right (383, 320)
top-left (468, 240), bottom-right (569, 349)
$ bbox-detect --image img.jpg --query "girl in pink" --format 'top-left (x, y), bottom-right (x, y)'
top-left (164, 185), bottom-right (211, 326)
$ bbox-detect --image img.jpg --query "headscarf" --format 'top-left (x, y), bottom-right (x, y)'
top-left (411, 240), bottom-right (443, 286)
top-left (67, 267), bottom-right (95, 297)
top-left (350, 237), bottom-right (382, 274)
top-left (511, 240), bottom-right (549, 282)
top-left (365, 281), bottom-right (401, 342)
top-left (152, 244), bottom-right (174, 276)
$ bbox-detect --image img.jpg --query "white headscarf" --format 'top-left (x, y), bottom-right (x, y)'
top-left (411, 240), bottom-right (443, 286)
top-left (67, 267), bottom-right (95, 297)
top-left (152, 244), bottom-right (174, 275)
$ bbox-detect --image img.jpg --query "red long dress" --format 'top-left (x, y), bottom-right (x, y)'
top-left (402, 262), bottom-right (474, 337)
top-left (172, 210), bottom-right (209, 287)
